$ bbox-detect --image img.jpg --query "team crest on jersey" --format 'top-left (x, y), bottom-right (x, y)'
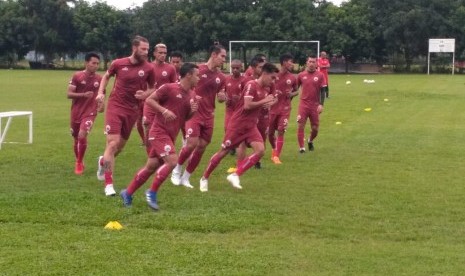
top-left (94, 81), bottom-right (99, 87)
top-left (286, 79), bottom-right (292, 85)
top-left (138, 70), bottom-right (145, 77)
top-left (215, 77), bottom-right (221, 84)
top-left (164, 144), bottom-right (172, 153)
top-left (162, 71), bottom-right (168, 77)
top-left (313, 77), bottom-right (319, 82)
top-left (187, 128), bottom-right (193, 135)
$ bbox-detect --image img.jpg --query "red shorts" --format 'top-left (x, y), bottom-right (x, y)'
top-left (222, 126), bottom-right (263, 150)
top-left (147, 131), bottom-right (176, 159)
top-left (105, 104), bottom-right (139, 140)
top-left (269, 113), bottom-right (290, 133)
top-left (184, 116), bottom-right (214, 143)
top-left (70, 115), bottom-right (96, 138)
top-left (297, 105), bottom-right (319, 128)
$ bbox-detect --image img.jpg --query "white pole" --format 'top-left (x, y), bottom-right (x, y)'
top-left (452, 52), bottom-right (455, 75)
top-left (427, 52), bottom-right (430, 75)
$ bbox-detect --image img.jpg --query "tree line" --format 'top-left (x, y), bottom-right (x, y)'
top-left (1, 0), bottom-right (464, 71)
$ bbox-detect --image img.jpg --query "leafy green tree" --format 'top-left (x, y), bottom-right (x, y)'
top-left (73, 0), bottom-right (132, 69)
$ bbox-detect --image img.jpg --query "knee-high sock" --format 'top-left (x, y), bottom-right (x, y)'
top-left (127, 168), bottom-right (153, 195)
top-left (77, 137), bottom-right (87, 163)
top-left (177, 146), bottom-right (192, 167)
top-left (203, 152), bottom-right (226, 179)
top-left (73, 139), bottom-right (78, 160)
top-left (236, 153), bottom-right (261, 176)
top-left (150, 164), bottom-right (172, 192)
top-left (186, 149), bottom-right (204, 174)
top-left (268, 131), bottom-right (276, 151)
top-left (310, 129), bottom-right (318, 142)
top-left (276, 135), bottom-right (284, 156)
top-left (297, 126), bottom-right (305, 148)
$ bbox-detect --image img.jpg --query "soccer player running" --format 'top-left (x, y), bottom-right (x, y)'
top-left (95, 35), bottom-right (156, 196)
top-left (67, 52), bottom-right (103, 175)
top-left (143, 43), bottom-right (177, 149)
top-left (170, 44), bottom-right (227, 188)
top-left (268, 53), bottom-right (298, 164)
top-left (120, 63), bottom-right (200, 210)
top-left (296, 56), bottom-right (326, 153)
top-left (224, 59), bottom-right (245, 133)
top-left (199, 63), bottom-right (278, 192)
top-left (318, 51), bottom-right (331, 98)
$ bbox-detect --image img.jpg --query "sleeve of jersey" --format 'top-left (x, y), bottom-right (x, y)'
top-left (154, 84), bottom-right (168, 103)
top-left (69, 74), bottom-right (78, 87)
top-left (244, 83), bottom-right (254, 99)
top-left (107, 60), bottom-right (118, 77)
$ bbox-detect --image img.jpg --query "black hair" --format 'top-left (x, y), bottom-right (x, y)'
top-left (180, 62), bottom-right (198, 78)
top-left (208, 44), bottom-right (225, 55)
top-left (261, 62), bottom-right (279, 74)
top-left (85, 52), bottom-right (100, 62)
top-left (170, 51), bottom-right (183, 59)
top-left (280, 53), bottom-right (294, 65)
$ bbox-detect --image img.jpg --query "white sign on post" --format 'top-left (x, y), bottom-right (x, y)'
top-left (428, 38), bottom-right (455, 74)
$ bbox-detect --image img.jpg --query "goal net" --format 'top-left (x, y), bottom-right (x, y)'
top-left (228, 40), bottom-right (320, 73)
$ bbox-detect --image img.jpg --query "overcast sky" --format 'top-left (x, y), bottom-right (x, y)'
top-left (91, 0), bottom-right (346, 10)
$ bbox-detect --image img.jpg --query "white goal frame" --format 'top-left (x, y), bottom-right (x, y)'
top-left (228, 40), bottom-right (320, 73)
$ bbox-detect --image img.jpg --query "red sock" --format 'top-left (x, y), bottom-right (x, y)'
top-left (236, 153), bottom-right (261, 176)
top-left (127, 168), bottom-right (153, 195)
top-left (268, 132), bottom-right (276, 151)
top-left (150, 164), bottom-right (172, 192)
top-left (310, 129), bottom-right (318, 142)
top-left (276, 136), bottom-right (284, 156)
top-left (105, 171), bottom-right (113, 185)
top-left (73, 139), bottom-right (78, 160)
top-left (297, 127), bottom-right (305, 148)
top-left (203, 152), bottom-right (226, 179)
top-left (186, 149), bottom-right (203, 174)
top-left (77, 137), bottom-right (87, 163)
top-left (177, 146), bottom-right (192, 167)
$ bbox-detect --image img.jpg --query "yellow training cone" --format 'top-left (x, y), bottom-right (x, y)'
top-left (104, 221), bottom-right (123, 230)
top-left (384, 98), bottom-right (389, 102)
top-left (364, 108), bottom-right (372, 112)
top-left (335, 121), bottom-right (342, 125)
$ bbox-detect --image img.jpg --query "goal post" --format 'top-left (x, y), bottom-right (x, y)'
top-left (228, 40), bottom-right (320, 73)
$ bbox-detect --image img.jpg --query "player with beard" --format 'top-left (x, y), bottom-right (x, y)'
top-left (95, 35), bottom-right (156, 196)
top-left (296, 56), bottom-right (326, 153)
top-left (119, 63), bottom-right (200, 210)
top-left (170, 44), bottom-right (227, 188)
top-left (199, 63), bottom-right (278, 192)
top-left (268, 53), bottom-right (298, 164)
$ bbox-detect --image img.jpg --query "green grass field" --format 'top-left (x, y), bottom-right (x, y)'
top-left (1, 70), bottom-right (465, 275)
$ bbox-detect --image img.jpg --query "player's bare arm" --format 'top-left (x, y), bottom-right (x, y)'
top-left (145, 90), bottom-right (176, 122)
top-left (66, 85), bottom-right (93, 99)
top-left (96, 71), bottom-right (111, 104)
top-left (243, 94), bottom-right (275, 110)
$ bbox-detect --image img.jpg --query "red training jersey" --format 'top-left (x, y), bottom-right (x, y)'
top-left (297, 70), bottom-right (326, 107)
top-left (106, 57), bottom-right (156, 110)
top-left (192, 64), bottom-right (226, 119)
top-left (150, 83), bottom-right (195, 141)
top-left (270, 70), bottom-right (297, 115)
top-left (69, 70), bottom-right (102, 121)
top-left (224, 75), bottom-right (245, 112)
top-left (317, 57), bottom-right (330, 84)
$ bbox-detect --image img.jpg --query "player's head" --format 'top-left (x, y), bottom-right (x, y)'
top-left (230, 59), bottom-right (242, 77)
top-left (280, 53), bottom-right (294, 72)
top-left (208, 44), bottom-right (227, 68)
top-left (84, 52), bottom-right (100, 73)
top-left (153, 43), bottom-right (168, 63)
top-left (320, 51), bottom-right (327, 58)
top-left (254, 53), bottom-right (267, 63)
top-left (250, 56), bottom-right (265, 77)
top-left (131, 35), bottom-right (149, 63)
top-left (260, 62), bottom-right (279, 86)
top-left (180, 62), bottom-right (200, 87)
top-left (170, 51), bottom-right (183, 70)
top-left (306, 56), bottom-right (318, 72)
